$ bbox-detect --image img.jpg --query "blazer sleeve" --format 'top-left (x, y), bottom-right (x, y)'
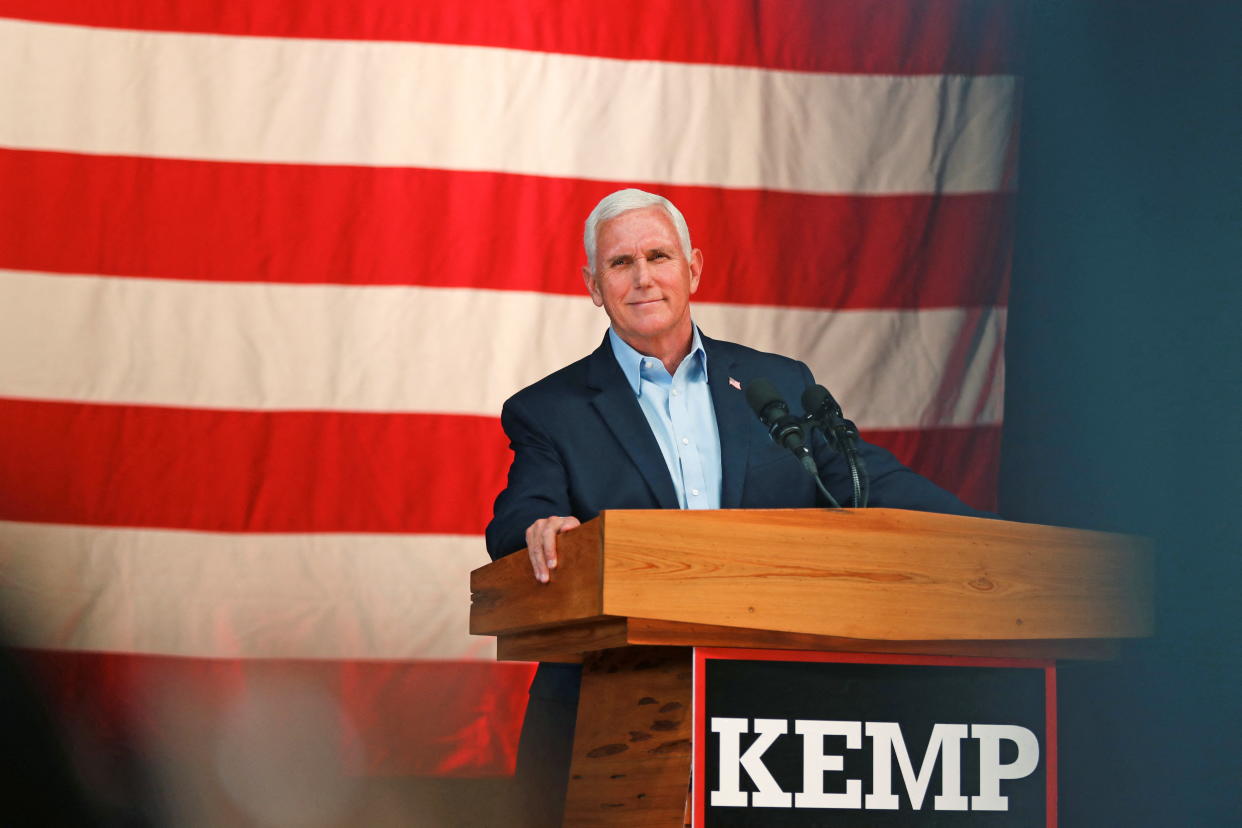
top-left (796, 362), bottom-right (992, 518)
top-left (485, 395), bottom-right (575, 560)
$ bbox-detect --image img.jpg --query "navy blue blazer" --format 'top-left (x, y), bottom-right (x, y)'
top-left (485, 332), bottom-right (984, 700)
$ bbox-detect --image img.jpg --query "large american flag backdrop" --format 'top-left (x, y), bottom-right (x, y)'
top-left (0, 0), bottom-right (1020, 797)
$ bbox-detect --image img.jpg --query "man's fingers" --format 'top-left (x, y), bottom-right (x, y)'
top-left (542, 523), bottom-right (561, 570)
top-left (525, 525), bottom-right (549, 584)
top-left (527, 545), bottom-right (548, 583)
top-left (545, 516), bottom-right (581, 571)
top-left (524, 516), bottom-right (581, 584)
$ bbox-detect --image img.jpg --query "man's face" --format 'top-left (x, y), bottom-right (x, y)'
top-left (583, 206), bottom-right (703, 352)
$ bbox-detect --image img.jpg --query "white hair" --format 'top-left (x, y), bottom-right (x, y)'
top-left (582, 188), bottom-right (694, 272)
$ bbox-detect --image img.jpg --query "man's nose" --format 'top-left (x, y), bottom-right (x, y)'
top-left (632, 259), bottom-right (655, 287)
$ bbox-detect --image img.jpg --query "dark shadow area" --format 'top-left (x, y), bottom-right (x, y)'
top-left (1001, 1), bottom-right (1241, 824)
top-left (0, 643), bottom-right (103, 826)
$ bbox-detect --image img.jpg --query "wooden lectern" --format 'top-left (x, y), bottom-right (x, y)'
top-left (470, 508), bottom-right (1152, 826)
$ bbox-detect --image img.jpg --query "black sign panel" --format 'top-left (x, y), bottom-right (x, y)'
top-left (692, 649), bottom-right (1055, 827)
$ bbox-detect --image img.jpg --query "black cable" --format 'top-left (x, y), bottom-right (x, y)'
top-left (801, 455), bottom-right (841, 508)
top-left (846, 449), bottom-right (862, 507)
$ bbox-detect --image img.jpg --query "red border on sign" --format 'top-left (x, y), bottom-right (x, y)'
top-left (691, 648), bottom-right (1058, 827)
top-left (1045, 666), bottom-right (1058, 827)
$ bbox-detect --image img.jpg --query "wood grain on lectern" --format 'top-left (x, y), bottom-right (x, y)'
top-left (470, 515), bottom-right (607, 635)
top-left (562, 647), bottom-right (694, 827)
top-left (596, 509), bottom-right (1151, 642)
top-left (471, 509), bottom-right (1153, 646)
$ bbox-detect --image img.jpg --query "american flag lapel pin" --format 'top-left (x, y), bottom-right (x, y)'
top-left (728, 377), bottom-right (741, 391)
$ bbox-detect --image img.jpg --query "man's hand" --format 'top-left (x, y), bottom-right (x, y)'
top-left (524, 515), bottom-right (581, 583)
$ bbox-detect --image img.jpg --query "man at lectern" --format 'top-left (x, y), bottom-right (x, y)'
top-left (485, 188), bottom-right (984, 824)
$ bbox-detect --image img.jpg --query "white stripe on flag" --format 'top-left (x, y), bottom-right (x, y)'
top-left (0, 18), bottom-right (1016, 194)
top-left (0, 520), bottom-right (492, 660)
top-left (0, 269), bottom-right (1004, 428)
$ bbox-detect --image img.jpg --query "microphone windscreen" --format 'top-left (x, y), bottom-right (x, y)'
top-left (744, 378), bottom-right (782, 416)
top-left (801, 384), bottom-right (831, 413)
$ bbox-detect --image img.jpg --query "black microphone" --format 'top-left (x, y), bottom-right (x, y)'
top-left (801, 384), bottom-right (867, 507)
top-left (744, 378), bottom-right (809, 457)
top-left (744, 378), bottom-right (841, 508)
top-left (801, 384), bottom-right (857, 449)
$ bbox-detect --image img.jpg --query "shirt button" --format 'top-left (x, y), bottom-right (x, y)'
top-left (671, 388), bottom-right (679, 396)
top-left (691, 489), bottom-right (701, 496)
top-left (681, 437), bottom-right (690, 445)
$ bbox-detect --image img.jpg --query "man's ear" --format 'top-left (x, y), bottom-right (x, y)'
top-left (583, 266), bottom-right (604, 307)
top-left (688, 248), bottom-right (704, 295)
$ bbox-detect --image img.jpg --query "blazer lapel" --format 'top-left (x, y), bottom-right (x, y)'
top-left (703, 335), bottom-right (753, 509)
top-left (586, 336), bottom-right (680, 509)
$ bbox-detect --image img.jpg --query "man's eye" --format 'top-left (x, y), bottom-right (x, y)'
top-left (649, 251), bottom-right (669, 260)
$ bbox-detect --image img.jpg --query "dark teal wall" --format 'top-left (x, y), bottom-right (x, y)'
top-left (1001, 2), bottom-right (1241, 824)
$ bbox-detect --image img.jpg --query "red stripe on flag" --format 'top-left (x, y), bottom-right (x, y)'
top-left (0, 0), bottom-right (1023, 75)
top-left (0, 397), bottom-right (996, 531)
top-left (0, 398), bottom-right (510, 535)
top-left (22, 648), bottom-right (535, 777)
top-left (0, 149), bottom-right (1013, 310)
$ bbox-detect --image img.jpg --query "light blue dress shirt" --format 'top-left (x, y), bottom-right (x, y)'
top-left (608, 326), bottom-right (722, 509)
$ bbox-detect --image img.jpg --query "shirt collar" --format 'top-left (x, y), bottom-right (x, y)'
top-left (608, 325), bottom-right (708, 396)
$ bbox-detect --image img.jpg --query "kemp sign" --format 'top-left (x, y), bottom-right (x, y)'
top-left (692, 649), bottom-right (1056, 827)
